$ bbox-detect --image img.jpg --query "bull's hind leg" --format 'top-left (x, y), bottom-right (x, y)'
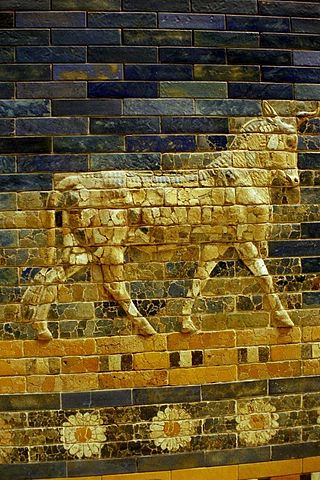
top-left (236, 242), bottom-right (294, 327)
top-left (99, 247), bottom-right (156, 336)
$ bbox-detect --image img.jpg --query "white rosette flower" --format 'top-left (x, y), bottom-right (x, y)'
top-left (150, 406), bottom-right (194, 452)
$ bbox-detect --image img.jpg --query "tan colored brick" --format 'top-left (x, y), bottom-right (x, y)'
top-left (303, 359), bottom-right (320, 376)
top-left (0, 340), bottom-right (23, 358)
top-left (0, 376), bottom-right (25, 393)
top-left (238, 361), bottom-right (301, 380)
top-left (97, 335), bottom-right (167, 355)
top-left (168, 331), bottom-right (235, 350)
top-left (0, 359), bottom-right (28, 376)
top-left (169, 365), bottom-right (237, 385)
top-left (204, 348), bottom-right (238, 366)
top-left (237, 327), bottom-right (301, 347)
top-left (303, 326), bottom-right (320, 342)
top-left (61, 356), bottom-right (99, 374)
top-left (26, 373), bottom-right (99, 392)
top-left (239, 459), bottom-right (302, 479)
top-left (303, 456), bottom-right (320, 472)
top-left (133, 352), bottom-right (169, 370)
top-left (99, 370), bottom-right (168, 389)
top-left (172, 465), bottom-right (238, 480)
top-left (23, 339), bottom-right (96, 357)
top-left (270, 344), bottom-right (301, 361)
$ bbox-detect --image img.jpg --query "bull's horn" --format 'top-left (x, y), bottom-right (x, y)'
top-left (263, 101), bottom-right (278, 117)
top-left (296, 104), bottom-right (320, 117)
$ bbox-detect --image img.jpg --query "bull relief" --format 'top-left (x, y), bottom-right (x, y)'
top-left (22, 101), bottom-right (306, 341)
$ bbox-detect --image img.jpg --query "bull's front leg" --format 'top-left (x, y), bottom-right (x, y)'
top-left (98, 247), bottom-right (156, 336)
top-left (236, 242), bottom-right (294, 327)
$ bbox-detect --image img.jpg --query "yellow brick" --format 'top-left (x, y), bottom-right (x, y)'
top-left (239, 459), bottom-right (302, 479)
top-left (169, 365), bottom-right (237, 385)
top-left (303, 359), bottom-right (320, 376)
top-left (0, 376), bottom-right (26, 393)
top-left (172, 465), bottom-right (238, 480)
top-left (0, 340), bottom-right (24, 358)
top-left (26, 373), bottom-right (99, 393)
top-left (271, 344), bottom-right (301, 361)
top-left (238, 361), bottom-right (301, 380)
top-left (0, 359), bottom-right (28, 376)
top-left (204, 348), bottom-right (238, 366)
top-left (237, 327), bottom-right (301, 347)
top-left (303, 456), bottom-right (320, 472)
top-left (61, 356), bottom-right (99, 374)
top-left (168, 331), bottom-right (235, 350)
top-left (97, 335), bottom-right (167, 355)
top-left (303, 326), bottom-right (320, 342)
top-left (99, 370), bottom-right (168, 389)
top-left (102, 473), bottom-right (170, 480)
top-left (23, 339), bottom-right (96, 357)
top-left (133, 352), bottom-right (169, 370)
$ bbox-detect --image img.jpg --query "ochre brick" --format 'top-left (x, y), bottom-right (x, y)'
top-left (303, 359), bottom-right (320, 375)
top-left (61, 356), bottom-right (99, 373)
top-left (237, 327), bottom-right (301, 347)
top-left (0, 359), bottom-right (28, 376)
top-left (169, 365), bottom-right (237, 385)
top-left (172, 465), bottom-right (238, 480)
top-left (271, 475), bottom-right (301, 480)
top-left (303, 326), bottom-right (320, 342)
top-left (167, 331), bottom-right (236, 350)
top-left (133, 352), bottom-right (169, 370)
top-left (99, 370), bottom-right (168, 389)
top-left (97, 335), bottom-right (167, 355)
top-left (238, 360), bottom-right (301, 380)
top-left (204, 348), bottom-right (238, 366)
top-left (102, 473), bottom-right (170, 480)
top-left (26, 373), bottom-right (99, 392)
top-left (0, 340), bottom-right (23, 358)
top-left (239, 459), bottom-right (303, 479)
top-left (303, 456), bottom-right (320, 472)
top-left (270, 344), bottom-right (301, 361)
top-left (0, 376), bottom-right (26, 393)
top-left (23, 339), bottom-right (96, 357)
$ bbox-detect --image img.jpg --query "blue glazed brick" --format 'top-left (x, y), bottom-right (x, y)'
top-left (88, 82), bottom-right (158, 98)
top-left (123, 30), bottom-right (192, 46)
top-left (294, 51), bottom-right (320, 67)
top-left (90, 117), bottom-right (160, 134)
top-left (68, 459), bottom-right (136, 477)
top-left (226, 15), bottom-right (290, 32)
top-left (304, 292), bottom-right (320, 307)
top-left (0, 83), bottom-right (14, 99)
top-left (263, 67), bottom-right (320, 83)
top-left (0, 231), bottom-right (17, 247)
top-left (0, 156), bottom-right (15, 173)
top-left (124, 99), bottom-right (194, 115)
top-left (0, 0), bottom-right (49, 8)
top-left (91, 153), bottom-right (160, 171)
top-left (227, 49), bottom-right (292, 66)
top-left (205, 446), bottom-right (271, 467)
top-left (259, 1), bottom-right (320, 18)
top-left (202, 380), bottom-right (267, 400)
top-left (17, 81), bottom-right (86, 99)
top-left (0, 100), bottom-right (50, 117)
top-left (0, 65), bottom-right (51, 81)
top-left (52, 29), bottom-right (121, 45)
top-left (16, 47), bottom-right (86, 63)
top-left (18, 155), bottom-right (88, 173)
top-left (295, 85), bottom-right (320, 100)
top-left (159, 13), bottom-right (225, 29)
top-left (88, 12), bottom-right (156, 28)
top-left (0, 119), bottom-right (14, 135)
top-left (0, 268), bottom-right (18, 285)
top-left (91, 389), bottom-right (132, 407)
top-left (192, 0), bottom-right (257, 13)
top-left (299, 136), bottom-right (320, 151)
top-left (0, 29), bottom-right (49, 45)
top-left (53, 64), bottom-right (122, 81)
top-left (54, 136), bottom-right (124, 153)
top-left (52, 99), bottom-right (121, 116)
top-left (261, 33), bottom-right (320, 50)
top-left (52, 0), bottom-right (120, 9)
top-left (124, 0), bottom-right (190, 11)
top-left (198, 134), bottom-right (228, 151)
top-left (138, 452), bottom-right (205, 472)
top-left (196, 99), bottom-right (261, 116)
top-left (162, 116), bottom-right (228, 133)
top-left (127, 135), bottom-right (196, 153)
top-left (125, 65), bottom-right (192, 81)
top-left (301, 187), bottom-right (320, 204)
top-left (292, 18), bottom-right (320, 34)
top-left (298, 153), bottom-right (320, 169)
top-left (0, 174), bottom-right (52, 191)
top-left (0, 13), bottom-right (14, 27)
top-left (301, 222), bottom-right (320, 238)
top-left (159, 47), bottom-right (226, 64)
top-left (88, 47), bottom-right (157, 63)
top-left (301, 258), bottom-right (320, 273)
top-left (0, 47), bottom-right (14, 63)
top-left (0, 137), bottom-right (51, 154)
top-left (16, 11), bottom-right (86, 27)
top-left (133, 385), bottom-right (200, 404)
top-left (195, 31), bottom-right (259, 47)
top-left (272, 442), bottom-right (320, 461)
top-left (16, 118), bottom-right (88, 136)
top-left (269, 240), bottom-right (320, 257)
top-left (62, 392), bottom-right (91, 408)
top-left (229, 83), bottom-right (293, 99)
top-left (0, 193), bottom-right (16, 209)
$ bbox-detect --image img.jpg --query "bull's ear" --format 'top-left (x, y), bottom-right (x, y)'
top-left (263, 101), bottom-right (278, 117)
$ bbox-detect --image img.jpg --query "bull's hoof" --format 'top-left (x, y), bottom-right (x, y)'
top-left (37, 328), bottom-right (53, 341)
top-left (273, 310), bottom-right (294, 328)
top-left (136, 317), bottom-right (156, 336)
top-left (181, 318), bottom-right (197, 334)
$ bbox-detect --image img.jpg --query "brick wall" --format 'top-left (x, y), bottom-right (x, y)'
top-left (0, 0), bottom-right (319, 479)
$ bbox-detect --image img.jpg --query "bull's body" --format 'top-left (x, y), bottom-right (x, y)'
top-left (22, 102), bottom-right (302, 340)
